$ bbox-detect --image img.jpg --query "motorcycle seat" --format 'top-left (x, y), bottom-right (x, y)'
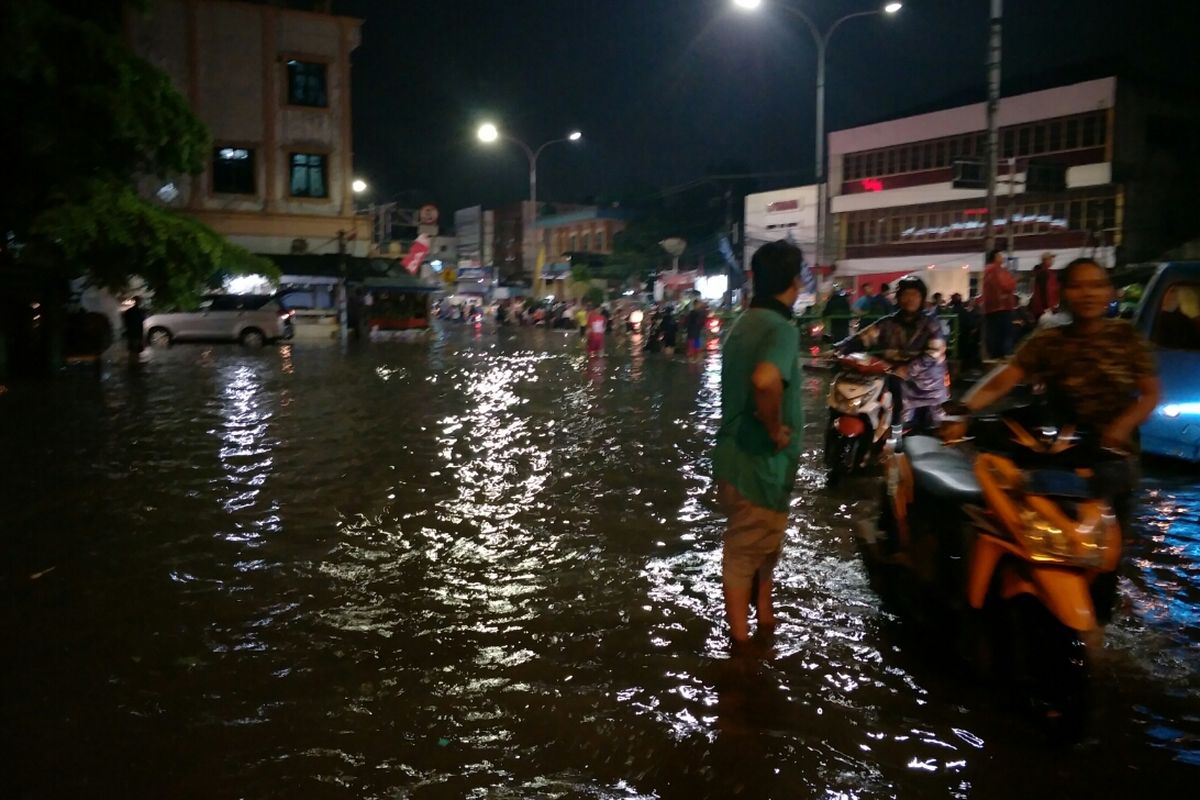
top-left (906, 438), bottom-right (983, 503)
top-left (902, 435), bottom-right (944, 461)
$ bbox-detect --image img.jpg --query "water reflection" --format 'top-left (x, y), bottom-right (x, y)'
top-left (0, 330), bottom-right (1197, 798)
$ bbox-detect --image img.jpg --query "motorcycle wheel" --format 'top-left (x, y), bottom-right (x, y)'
top-left (997, 595), bottom-right (1090, 741)
top-left (826, 437), bottom-right (860, 488)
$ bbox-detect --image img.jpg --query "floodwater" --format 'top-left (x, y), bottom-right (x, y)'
top-left (2, 326), bottom-right (1197, 799)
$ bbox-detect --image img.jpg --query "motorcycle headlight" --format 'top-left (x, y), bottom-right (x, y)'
top-left (1016, 507), bottom-right (1112, 568)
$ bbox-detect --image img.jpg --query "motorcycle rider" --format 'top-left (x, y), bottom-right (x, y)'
top-left (834, 275), bottom-right (949, 429)
top-left (942, 257), bottom-right (1161, 586)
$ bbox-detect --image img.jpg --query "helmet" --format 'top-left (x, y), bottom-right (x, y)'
top-left (896, 275), bottom-right (929, 305)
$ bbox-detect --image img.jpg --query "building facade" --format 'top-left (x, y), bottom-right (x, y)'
top-left (129, 0), bottom-right (368, 257)
top-left (536, 207), bottom-right (627, 261)
top-left (827, 76), bottom-right (1200, 283)
top-left (742, 186), bottom-right (819, 272)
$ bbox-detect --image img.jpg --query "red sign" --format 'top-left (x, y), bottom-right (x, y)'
top-left (401, 234), bottom-right (430, 275)
top-left (767, 199), bottom-right (800, 212)
top-left (861, 179), bottom-right (884, 193)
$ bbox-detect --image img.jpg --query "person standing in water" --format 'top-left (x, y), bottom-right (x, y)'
top-left (711, 240), bottom-right (805, 647)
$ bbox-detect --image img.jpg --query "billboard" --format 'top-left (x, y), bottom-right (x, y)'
top-left (455, 206), bottom-right (483, 267)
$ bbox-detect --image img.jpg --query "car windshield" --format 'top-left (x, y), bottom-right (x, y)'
top-left (1150, 281), bottom-right (1200, 351)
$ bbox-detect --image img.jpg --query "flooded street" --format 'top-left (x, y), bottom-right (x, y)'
top-left (3, 326), bottom-right (1198, 798)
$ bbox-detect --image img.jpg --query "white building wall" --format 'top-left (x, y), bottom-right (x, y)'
top-left (742, 185), bottom-right (819, 270)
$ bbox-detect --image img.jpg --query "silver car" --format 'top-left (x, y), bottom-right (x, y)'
top-left (144, 294), bottom-right (293, 347)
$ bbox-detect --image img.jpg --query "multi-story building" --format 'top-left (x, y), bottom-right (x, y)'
top-left (827, 76), bottom-right (1200, 288)
top-left (129, 0), bottom-right (368, 257)
top-left (536, 207), bottom-right (627, 262)
top-left (742, 186), bottom-right (819, 272)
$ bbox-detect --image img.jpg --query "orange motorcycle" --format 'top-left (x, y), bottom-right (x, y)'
top-left (858, 408), bottom-right (1129, 736)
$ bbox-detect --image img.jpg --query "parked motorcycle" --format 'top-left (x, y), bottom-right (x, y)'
top-left (824, 353), bottom-right (895, 486)
top-left (858, 408), bottom-right (1126, 737)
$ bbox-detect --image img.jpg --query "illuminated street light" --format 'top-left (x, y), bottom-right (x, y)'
top-left (352, 178), bottom-right (367, 193)
top-left (477, 122), bottom-right (499, 143)
top-left (731, 0), bottom-right (902, 268)
top-left (476, 124), bottom-right (585, 295)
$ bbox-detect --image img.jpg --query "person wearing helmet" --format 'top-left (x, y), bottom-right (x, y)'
top-left (834, 274), bottom-right (949, 428)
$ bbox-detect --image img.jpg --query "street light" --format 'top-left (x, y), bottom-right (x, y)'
top-left (477, 123), bottom-right (584, 295)
top-left (352, 178), bottom-right (368, 194)
top-left (734, 0), bottom-right (901, 269)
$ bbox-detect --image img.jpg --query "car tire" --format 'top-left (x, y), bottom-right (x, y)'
top-left (148, 327), bottom-right (172, 348)
top-left (240, 328), bottom-right (266, 348)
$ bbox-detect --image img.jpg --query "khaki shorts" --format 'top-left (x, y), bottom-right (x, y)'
top-left (717, 481), bottom-right (788, 590)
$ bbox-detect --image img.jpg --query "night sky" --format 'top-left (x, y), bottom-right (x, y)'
top-left (334, 0), bottom-right (1197, 216)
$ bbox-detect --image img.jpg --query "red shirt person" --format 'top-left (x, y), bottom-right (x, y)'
top-left (1028, 252), bottom-right (1060, 320)
top-left (586, 306), bottom-right (606, 353)
top-left (981, 249), bottom-right (1018, 358)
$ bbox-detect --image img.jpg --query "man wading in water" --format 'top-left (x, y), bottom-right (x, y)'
top-left (712, 240), bottom-right (805, 647)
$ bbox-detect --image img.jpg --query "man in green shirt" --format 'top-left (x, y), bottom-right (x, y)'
top-left (712, 240), bottom-right (805, 645)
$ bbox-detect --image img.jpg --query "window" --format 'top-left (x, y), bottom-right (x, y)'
top-left (581, 233), bottom-right (591, 252)
top-left (1065, 118), bottom-right (1079, 149)
top-left (1150, 282), bottom-right (1200, 350)
top-left (287, 60), bottom-right (327, 107)
top-left (1003, 129), bottom-right (1015, 158)
top-left (934, 141), bottom-right (945, 168)
top-left (1048, 120), bottom-right (1062, 151)
top-left (212, 146), bottom-right (255, 194)
top-left (1081, 114), bottom-right (1099, 148)
top-left (1033, 124), bottom-right (1046, 154)
top-left (569, 233), bottom-right (577, 251)
top-left (947, 138), bottom-right (959, 161)
top-left (885, 149), bottom-right (896, 175)
top-left (594, 229), bottom-right (605, 251)
top-left (1018, 126), bottom-right (1031, 156)
top-left (289, 152), bottom-right (327, 197)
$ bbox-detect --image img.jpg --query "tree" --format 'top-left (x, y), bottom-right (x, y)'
top-left (0, 0), bottom-right (273, 307)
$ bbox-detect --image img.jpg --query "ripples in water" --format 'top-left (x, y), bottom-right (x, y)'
top-left (1, 326), bottom-right (1197, 797)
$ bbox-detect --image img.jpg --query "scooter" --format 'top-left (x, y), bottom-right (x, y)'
top-left (858, 408), bottom-right (1126, 737)
top-left (823, 353), bottom-right (895, 485)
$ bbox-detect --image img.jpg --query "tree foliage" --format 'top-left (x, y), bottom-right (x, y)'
top-left (0, 0), bottom-right (273, 305)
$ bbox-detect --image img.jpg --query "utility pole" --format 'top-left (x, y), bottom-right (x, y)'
top-left (337, 229), bottom-right (348, 344)
top-left (985, 0), bottom-right (1002, 252)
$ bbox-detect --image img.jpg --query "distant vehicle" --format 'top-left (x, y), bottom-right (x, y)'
top-left (1133, 262), bottom-right (1200, 462)
top-left (144, 294), bottom-right (293, 348)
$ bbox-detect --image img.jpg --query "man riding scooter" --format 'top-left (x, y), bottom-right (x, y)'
top-left (834, 275), bottom-right (949, 431)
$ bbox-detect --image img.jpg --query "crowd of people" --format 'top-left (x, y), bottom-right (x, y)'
top-left (435, 295), bottom-right (718, 360)
top-left (714, 239), bottom-right (1161, 650)
top-left (816, 250), bottom-right (1129, 372)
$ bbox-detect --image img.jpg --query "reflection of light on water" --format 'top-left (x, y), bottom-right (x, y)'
top-left (214, 364), bottom-right (278, 538)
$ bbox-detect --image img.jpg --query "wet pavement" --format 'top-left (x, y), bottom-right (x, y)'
top-left (2, 325), bottom-right (1198, 798)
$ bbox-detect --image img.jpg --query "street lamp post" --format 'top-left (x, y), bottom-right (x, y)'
top-left (478, 124), bottom-right (582, 297)
top-left (734, 0), bottom-right (901, 270)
